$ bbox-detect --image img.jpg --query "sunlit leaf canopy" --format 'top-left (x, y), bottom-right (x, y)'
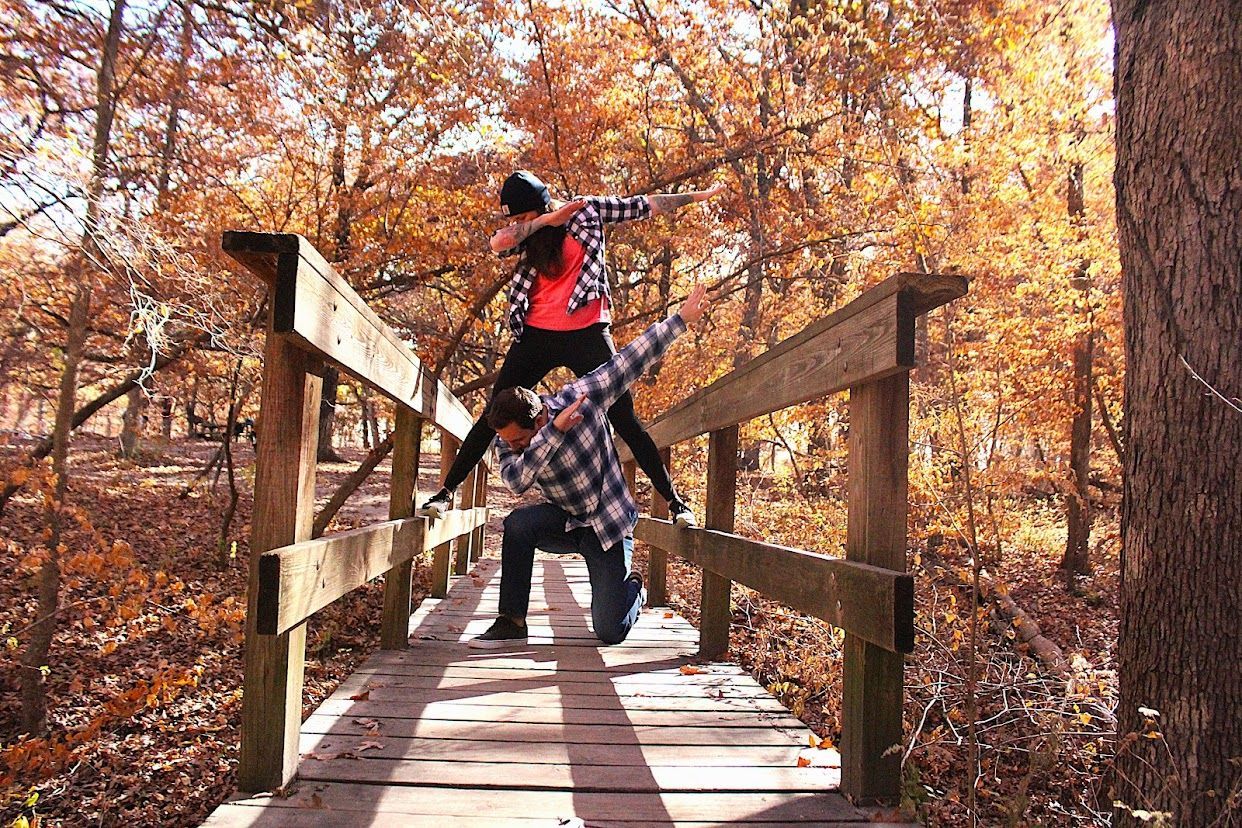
top-left (1, 0), bottom-right (1117, 469)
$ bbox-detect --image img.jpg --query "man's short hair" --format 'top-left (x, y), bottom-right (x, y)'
top-left (486, 387), bottom-right (543, 430)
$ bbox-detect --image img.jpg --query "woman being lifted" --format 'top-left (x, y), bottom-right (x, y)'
top-left (418, 170), bottom-right (724, 527)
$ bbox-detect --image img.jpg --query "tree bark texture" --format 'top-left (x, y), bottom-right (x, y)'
top-left (1112, 2), bottom-right (1241, 824)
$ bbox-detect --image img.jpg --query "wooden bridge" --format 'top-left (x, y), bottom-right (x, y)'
top-left (204, 232), bottom-right (966, 826)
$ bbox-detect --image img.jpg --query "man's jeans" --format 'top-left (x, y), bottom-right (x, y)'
top-left (499, 503), bottom-right (641, 645)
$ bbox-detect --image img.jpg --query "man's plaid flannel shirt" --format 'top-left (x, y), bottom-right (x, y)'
top-left (502, 194), bottom-right (651, 339)
top-left (495, 314), bottom-right (688, 551)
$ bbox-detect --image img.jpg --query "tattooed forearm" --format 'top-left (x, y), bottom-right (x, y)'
top-left (648, 193), bottom-right (697, 215)
top-left (492, 218), bottom-right (539, 252)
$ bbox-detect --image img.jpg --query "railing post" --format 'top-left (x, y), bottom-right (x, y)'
top-left (238, 322), bottom-right (322, 793)
top-left (841, 372), bottom-right (910, 802)
top-left (700, 426), bottom-right (738, 659)
top-left (455, 466), bottom-right (478, 575)
top-left (430, 433), bottom-right (459, 598)
top-left (622, 460), bottom-right (637, 496)
top-left (647, 447), bottom-right (671, 606)
top-left (471, 462), bottom-right (488, 559)
top-left (380, 408), bottom-right (421, 649)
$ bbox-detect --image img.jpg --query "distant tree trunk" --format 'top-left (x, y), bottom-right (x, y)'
top-left (366, 397), bottom-right (379, 448)
top-left (186, 374), bottom-right (199, 434)
top-left (161, 394), bottom-right (173, 439)
top-left (316, 365), bottom-right (343, 462)
top-left (21, 0), bottom-right (126, 736)
top-left (155, 0), bottom-right (193, 203)
top-left (359, 387), bottom-right (373, 449)
top-left (1113, 2), bottom-right (1241, 825)
top-left (1063, 148), bottom-right (1093, 577)
top-left (118, 385), bottom-right (145, 458)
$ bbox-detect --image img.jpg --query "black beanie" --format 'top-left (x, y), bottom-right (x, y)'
top-left (499, 171), bottom-right (551, 216)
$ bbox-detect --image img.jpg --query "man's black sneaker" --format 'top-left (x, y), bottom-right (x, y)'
top-left (417, 487), bottom-right (453, 519)
top-left (626, 571), bottom-right (648, 609)
top-left (669, 498), bottom-right (697, 529)
top-left (468, 616), bottom-right (528, 649)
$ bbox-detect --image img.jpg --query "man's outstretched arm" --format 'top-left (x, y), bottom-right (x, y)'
top-left (554, 284), bottom-right (710, 413)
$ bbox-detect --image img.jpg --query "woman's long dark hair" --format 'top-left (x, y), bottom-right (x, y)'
top-left (523, 222), bottom-right (567, 277)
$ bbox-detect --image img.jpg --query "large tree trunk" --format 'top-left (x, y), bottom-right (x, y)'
top-left (1112, 2), bottom-right (1241, 824)
top-left (21, 0), bottom-right (127, 735)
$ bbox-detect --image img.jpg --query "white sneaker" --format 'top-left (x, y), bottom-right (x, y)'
top-left (417, 488), bottom-right (453, 519)
top-left (669, 499), bottom-right (696, 529)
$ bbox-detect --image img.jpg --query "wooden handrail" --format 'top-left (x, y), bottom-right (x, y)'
top-left (636, 519), bottom-right (914, 654)
top-left (257, 507), bottom-right (489, 636)
top-left (222, 231), bottom-right (473, 442)
top-left (618, 272), bottom-right (966, 462)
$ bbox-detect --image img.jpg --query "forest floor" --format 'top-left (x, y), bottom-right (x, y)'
top-left (1, 436), bottom-right (1119, 826)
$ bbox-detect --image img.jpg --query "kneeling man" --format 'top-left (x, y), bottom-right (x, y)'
top-left (470, 284), bottom-right (709, 648)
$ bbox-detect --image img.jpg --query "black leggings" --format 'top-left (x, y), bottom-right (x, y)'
top-left (442, 323), bottom-right (677, 503)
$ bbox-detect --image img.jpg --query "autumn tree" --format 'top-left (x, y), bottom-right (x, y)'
top-left (1112, 1), bottom-right (1242, 824)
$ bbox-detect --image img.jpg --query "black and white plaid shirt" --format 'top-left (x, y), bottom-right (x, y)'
top-left (502, 194), bottom-right (651, 339)
top-left (495, 314), bottom-right (688, 551)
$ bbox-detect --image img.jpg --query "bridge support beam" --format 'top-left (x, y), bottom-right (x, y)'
top-left (841, 372), bottom-right (910, 803)
top-left (238, 316), bottom-right (322, 793)
top-left (430, 434), bottom-right (459, 598)
top-left (647, 447), bottom-right (671, 606)
top-left (700, 426), bottom-right (739, 660)
top-left (381, 408), bottom-right (421, 650)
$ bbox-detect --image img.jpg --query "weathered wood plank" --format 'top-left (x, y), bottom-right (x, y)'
top-left (380, 409), bottom-right (421, 649)
top-left (333, 673), bottom-right (773, 698)
top-left (701, 427), bottom-right (738, 659)
top-left (299, 734), bottom-right (835, 767)
top-left (302, 715), bottom-right (810, 746)
top-left (297, 756), bottom-right (839, 792)
top-left (841, 373), bottom-right (910, 803)
top-left (324, 685), bottom-right (790, 713)
top-left (221, 231), bottom-right (472, 440)
top-left (312, 698), bottom-right (805, 729)
top-left (617, 274), bottom-right (965, 462)
top-left (455, 466), bottom-right (479, 575)
top-left (257, 508), bottom-right (487, 635)
top-left (211, 785), bottom-right (868, 823)
top-left (237, 314), bottom-right (321, 793)
top-left (636, 521), bottom-right (914, 654)
top-left (430, 435), bottom-right (459, 598)
top-left (204, 807), bottom-right (889, 828)
top-left (648, 446), bottom-right (672, 605)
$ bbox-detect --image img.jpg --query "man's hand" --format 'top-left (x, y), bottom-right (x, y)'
top-left (677, 284), bottom-right (709, 325)
top-left (696, 182), bottom-right (727, 202)
top-left (553, 395), bottom-right (587, 432)
top-left (544, 198), bottom-right (586, 226)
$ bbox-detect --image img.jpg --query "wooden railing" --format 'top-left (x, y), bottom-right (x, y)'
top-left (620, 272), bottom-right (969, 803)
top-left (222, 232), bottom-right (491, 792)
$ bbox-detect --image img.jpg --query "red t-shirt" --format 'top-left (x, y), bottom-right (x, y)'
top-left (524, 235), bottom-right (610, 331)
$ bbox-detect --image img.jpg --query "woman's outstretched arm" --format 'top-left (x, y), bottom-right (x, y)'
top-left (489, 199), bottom-right (585, 253)
top-left (648, 183), bottom-right (727, 216)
